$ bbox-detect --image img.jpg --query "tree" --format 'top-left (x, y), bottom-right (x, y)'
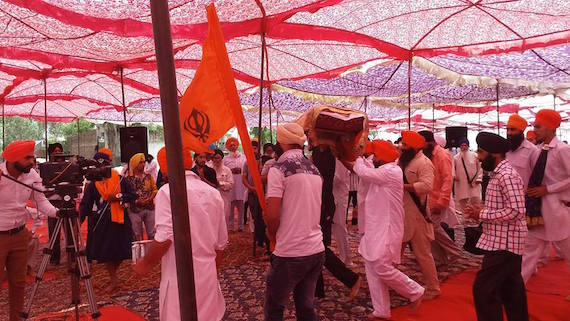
top-left (248, 126), bottom-right (276, 146)
top-left (2, 117), bottom-right (44, 148)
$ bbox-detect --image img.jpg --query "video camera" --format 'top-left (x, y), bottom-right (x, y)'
top-left (39, 154), bottom-right (112, 188)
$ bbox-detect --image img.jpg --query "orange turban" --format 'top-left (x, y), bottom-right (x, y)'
top-left (225, 137), bottom-right (239, 149)
top-left (535, 109), bottom-right (561, 129)
top-left (98, 147), bottom-right (113, 161)
top-left (401, 131), bottom-right (425, 150)
top-left (507, 114), bottom-right (528, 131)
top-left (2, 140), bottom-right (35, 162)
top-left (371, 140), bottom-right (399, 163)
top-left (157, 147), bottom-right (167, 175)
top-left (526, 130), bottom-right (536, 140)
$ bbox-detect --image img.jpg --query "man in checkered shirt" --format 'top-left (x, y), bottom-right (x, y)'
top-left (464, 132), bottom-right (528, 321)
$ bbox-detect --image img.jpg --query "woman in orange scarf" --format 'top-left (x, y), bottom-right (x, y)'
top-left (80, 151), bottom-right (137, 292)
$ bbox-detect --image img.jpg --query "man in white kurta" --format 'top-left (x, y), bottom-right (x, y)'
top-left (505, 114), bottom-right (539, 188)
top-left (453, 138), bottom-right (482, 212)
top-left (521, 110), bottom-right (570, 282)
top-left (135, 155), bottom-right (228, 321)
top-left (223, 137), bottom-right (247, 231)
top-left (350, 140), bottom-right (424, 320)
top-left (332, 158), bottom-right (352, 266)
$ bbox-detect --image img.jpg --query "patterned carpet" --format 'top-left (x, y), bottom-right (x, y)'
top-left (1, 224), bottom-right (482, 321)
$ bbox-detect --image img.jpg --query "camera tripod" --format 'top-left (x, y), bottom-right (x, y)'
top-left (21, 204), bottom-right (101, 321)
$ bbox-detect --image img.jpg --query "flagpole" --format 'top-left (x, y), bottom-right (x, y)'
top-left (150, 1), bottom-right (198, 321)
top-left (256, 0), bottom-right (267, 156)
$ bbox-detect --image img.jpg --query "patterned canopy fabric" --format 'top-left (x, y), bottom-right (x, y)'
top-left (0, 0), bottom-right (568, 126)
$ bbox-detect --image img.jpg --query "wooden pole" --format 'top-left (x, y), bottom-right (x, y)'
top-left (407, 59), bottom-right (412, 130)
top-left (150, 1), bottom-right (197, 320)
top-left (44, 78), bottom-right (48, 160)
top-left (257, 33), bottom-right (265, 153)
top-left (432, 103), bottom-right (435, 131)
top-left (553, 94), bottom-right (556, 111)
top-left (269, 89), bottom-right (273, 144)
top-left (120, 67), bottom-right (128, 127)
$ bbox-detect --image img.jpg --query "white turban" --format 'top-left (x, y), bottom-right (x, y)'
top-left (434, 135), bottom-right (446, 148)
top-left (277, 123), bottom-right (306, 146)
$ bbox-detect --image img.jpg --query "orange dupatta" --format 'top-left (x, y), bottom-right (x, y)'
top-left (94, 170), bottom-right (124, 224)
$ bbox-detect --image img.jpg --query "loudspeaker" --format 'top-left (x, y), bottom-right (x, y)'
top-left (445, 126), bottom-right (468, 148)
top-left (119, 126), bottom-right (148, 163)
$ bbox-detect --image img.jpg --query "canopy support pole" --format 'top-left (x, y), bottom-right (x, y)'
top-left (432, 103), bottom-right (435, 131)
top-left (2, 102), bottom-right (5, 150)
top-left (150, 1), bottom-right (197, 320)
top-left (478, 111), bottom-right (481, 131)
top-left (256, 0), bottom-right (267, 157)
top-left (553, 94), bottom-right (556, 110)
top-left (268, 88), bottom-right (273, 144)
top-left (407, 58), bottom-right (412, 130)
top-left (120, 67), bottom-right (127, 127)
top-left (496, 79), bottom-right (501, 135)
top-left (77, 118), bottom-right (81, 156)
top-left (44, 78), bottom-right (48, 160)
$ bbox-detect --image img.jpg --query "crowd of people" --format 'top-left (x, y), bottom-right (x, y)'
top-left (0, 108), bottom-right (568, 321)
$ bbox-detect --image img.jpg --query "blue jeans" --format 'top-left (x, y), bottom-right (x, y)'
top-left (264, 251), bottom-right (325, 321)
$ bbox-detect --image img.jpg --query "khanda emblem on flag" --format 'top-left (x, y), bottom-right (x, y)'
top-left (184, 107), bottom-right (211, 143)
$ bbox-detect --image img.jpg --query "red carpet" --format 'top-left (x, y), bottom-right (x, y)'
top-left (390, 259), bottom-right (569, 321)
top-left (32, 305), bottom-right (145, 321)
top-left (2, 272), bottom-right (56, 289)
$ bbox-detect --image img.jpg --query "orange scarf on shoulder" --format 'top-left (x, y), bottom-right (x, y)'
top-left (95, 170), bottom-right (124, 224)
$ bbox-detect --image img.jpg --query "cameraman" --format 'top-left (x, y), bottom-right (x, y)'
top-left (0, 140), bottom-right (58, 321)
top-left (46, 143), bottom-right (64, 265)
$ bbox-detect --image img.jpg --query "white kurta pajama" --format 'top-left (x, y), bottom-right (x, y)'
top-left (353, 158), bottom-right (424, 318)
top-left (521, 138), bottom-right (570, 282)
top-left (223, 151), bottom-right (247, 230)
top-left (506, 139), bottom-right (539, 188)
top-left (154, 171), bottom-right (228, 321)
top-left (332, 158), bottom-right (352, 265)
top-left (453, 150), bottom-right (482, 208)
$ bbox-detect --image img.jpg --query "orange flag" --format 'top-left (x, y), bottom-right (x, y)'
top-left (178, 4), bottom-right (266, 209)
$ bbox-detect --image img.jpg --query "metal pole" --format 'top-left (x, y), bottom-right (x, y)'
top-left (77, 118), bottom-right (81, 156)
top-left (553, 94), bottom-right (556, 111)
top-left (496, 79), bottom-right (501, 135)
top-left (120, 67), bottom-right (128, 127)
top-left (150, 1), bottom-right (197, 321)
top-left (257, 32), bottom-right (265, 154)
top-left (432, 103), bottom-right (435, 131)
top-left (44, 78), bottom-right (48, 160)
top-left (268, 89), bottom-right (273, 144)
top-left (407, 58), bottom-right (412, 130)
top-left (2, 102), bottom-right (4, 150)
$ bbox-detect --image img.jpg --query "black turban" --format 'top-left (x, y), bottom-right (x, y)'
top-left (418, 130), bottom-right (435, 143)
top-left (476, 132), bottom-right (509, 154)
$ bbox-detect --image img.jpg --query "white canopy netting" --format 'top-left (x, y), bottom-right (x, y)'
top-left (0, 0), bottom-right (568, 135)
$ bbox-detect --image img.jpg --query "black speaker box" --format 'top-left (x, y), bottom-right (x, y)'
top-left (119, 126), bottom-right (148, 163)
top-left (445, 126), bottom-right (468, 148)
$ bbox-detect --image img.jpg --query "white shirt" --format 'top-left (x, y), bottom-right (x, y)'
top-left (261, 158), bottom-right (276, 177)
top-left (144, 159), bottom-right (159, 183)
top-left (354, 158), bottom-right (405, 263)
top-left (453, 150), bottom-right (482, 200)
top-left (506, 139), bottom-right (539, 187)
top-left (333, 158), bottom-right (350, 207)
top-left (266, 149), bottom-right (324, 257)
top-left (531, 138), bottom-right (570, 241)
top-left (223, 151), bottom-right (247, 201)
top-left (213, 164), bottom-right (234, 194)
top-left (154, 171), bottom-right (228, 321)
top-left (0, 162), bottom-right (57, 231)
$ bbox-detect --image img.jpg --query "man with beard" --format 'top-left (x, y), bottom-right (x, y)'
top-left (505, 114), bottom-right (539, 188)
top-left (223, 137), bottom-right (247, 232)
top-left (419, 131), bottom-right (463, 267)
top-left (307, 129), bottom-right (361, 300)
top-left (192, 151), bottom-right (219, 188)
top-left (464, 132), bottom-right (528, 321)
top-left (454, 138), bottom-right (482, 213)
top-left (345, 140), bottom-right (424, 320)
top-left (0, 141), bottom-right (58, 321)
top-left (399, 131), bottom-right (440, 300)
top-left (521, 109), bottom-right (570, 282)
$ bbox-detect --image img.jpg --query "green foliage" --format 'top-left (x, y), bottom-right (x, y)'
top-left (248, 126), bottom-right (276, 146)
top-left (1, 117), bottom-right (44, 147)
